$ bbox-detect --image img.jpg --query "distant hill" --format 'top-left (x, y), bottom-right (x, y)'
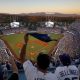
top-left (0, 12), bottom-right (80, 17)
top-left (0, 12), bottom-right (80, 23)
top-left (51, 12), bottom-right (80, 17)
top-left (21, 12), bottom-right (80, 17)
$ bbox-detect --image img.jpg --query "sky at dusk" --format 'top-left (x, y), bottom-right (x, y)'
top-left (0, 0), bottom-right (80, 14)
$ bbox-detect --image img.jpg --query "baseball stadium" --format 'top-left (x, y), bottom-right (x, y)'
top-left (0, 19), bottom-right (80, 80)
top-left (0, 21), bottom-right (63, 61)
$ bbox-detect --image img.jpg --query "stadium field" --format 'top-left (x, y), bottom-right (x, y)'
top-left (0, 33), bottom-right (63, 61)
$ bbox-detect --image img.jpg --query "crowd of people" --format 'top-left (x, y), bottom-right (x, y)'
top-left (0, 34), bottom-right (80, 80)
top-left (37, 27), bottom-right (62, 34)
top-left (1, 27), bottom-right (28, 35)
top-left (0, 25), bottom-right (63, 36)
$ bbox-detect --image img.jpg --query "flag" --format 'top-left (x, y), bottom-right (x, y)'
top-left (28, 33), bottom-right (52, 42)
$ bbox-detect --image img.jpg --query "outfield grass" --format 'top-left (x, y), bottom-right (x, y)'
top-left (1, 33), bottom-right (63, 61)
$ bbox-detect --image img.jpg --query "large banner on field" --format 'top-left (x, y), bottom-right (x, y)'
top-left (28, 33), bottom-right (52, 42)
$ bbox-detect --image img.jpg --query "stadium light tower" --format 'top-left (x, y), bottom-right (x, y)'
top-left (45, 20), bottom-right (54, 28)
top-left (10, 20), bottom-right (20, 28)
